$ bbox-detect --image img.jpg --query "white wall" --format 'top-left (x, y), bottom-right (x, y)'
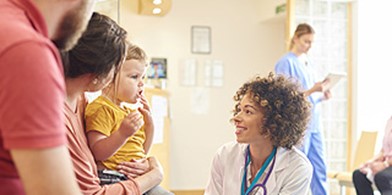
top-left (356, 0), bottom-right (392, 150)
top-left (118, 0), bottom-right (285, 189)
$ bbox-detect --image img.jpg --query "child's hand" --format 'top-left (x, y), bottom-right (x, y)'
top-left (138, 91), bottom-right (151, 112)
top-left (117, 158), bottom-right (150, 178)
top-left (118, 112), bottom-right (144, 138)
top-left (138, 93), bottom-right (153, 129)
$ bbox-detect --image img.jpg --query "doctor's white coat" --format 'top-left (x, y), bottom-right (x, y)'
top-left (205, 142), bottom-right (312, 195)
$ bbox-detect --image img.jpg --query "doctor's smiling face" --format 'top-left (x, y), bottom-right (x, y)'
top-left (231, 73), bottom-right (311, 149)
top-left (232, 93), bottom-right (265, 144)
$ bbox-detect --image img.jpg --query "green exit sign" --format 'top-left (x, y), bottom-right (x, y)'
top-left (275, 3), bottom-right (286, 14)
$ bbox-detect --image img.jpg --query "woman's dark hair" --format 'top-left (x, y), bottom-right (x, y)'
top-left (62, 12), bottom-right (127, 79)
top-left (233, 72), bottom-right (311, 149)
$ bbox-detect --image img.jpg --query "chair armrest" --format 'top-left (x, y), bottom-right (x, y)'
top-left (327, 171), bottom-right (339, 179)
top-left (336, 172), bottom-right (354, 188)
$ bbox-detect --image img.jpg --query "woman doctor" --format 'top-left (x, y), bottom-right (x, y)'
top-left (205, 73), bottom-right (313, 195)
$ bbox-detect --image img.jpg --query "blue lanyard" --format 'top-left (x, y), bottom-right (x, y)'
top-left (241, 146), bottom-right (277, 195)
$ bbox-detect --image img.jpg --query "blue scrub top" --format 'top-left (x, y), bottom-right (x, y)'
top-left (275, 52), bottom-right (322, 133)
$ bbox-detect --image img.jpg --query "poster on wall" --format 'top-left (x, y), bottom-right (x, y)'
top-left (204, 60), bottom-right (224, 87)
top-left (180, 58), bottom-right (197, 86)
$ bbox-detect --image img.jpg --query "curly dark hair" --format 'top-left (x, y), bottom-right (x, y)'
top-left (233, 72), bottom-right (311, 149)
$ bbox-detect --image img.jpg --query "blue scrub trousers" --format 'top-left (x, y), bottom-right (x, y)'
top-left (301, 131), bottom-right (328, 195)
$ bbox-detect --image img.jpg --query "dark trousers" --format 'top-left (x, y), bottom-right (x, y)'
top-left (353, 167), bottom-right (392, 195)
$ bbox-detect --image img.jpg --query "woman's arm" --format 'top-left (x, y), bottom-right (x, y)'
top-left (303, 81), bottom-right (329, 97)
top-left (134, 157), bottom-right (163, 193)
top-left (117, 158), bottom-right (150, 178)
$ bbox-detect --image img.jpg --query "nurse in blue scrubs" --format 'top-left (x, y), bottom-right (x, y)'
top-left (275, 23), bottom-right (331, 195)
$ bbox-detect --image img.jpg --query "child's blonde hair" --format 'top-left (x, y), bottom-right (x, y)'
top-left (126, 42), bottom-right (148, 64)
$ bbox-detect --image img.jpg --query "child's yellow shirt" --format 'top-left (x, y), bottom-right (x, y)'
top-left (85, 96), bottom-right (146, 170)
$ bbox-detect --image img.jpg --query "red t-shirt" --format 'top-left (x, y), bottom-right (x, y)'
top-left (0, 0), bottom-right (67, 194)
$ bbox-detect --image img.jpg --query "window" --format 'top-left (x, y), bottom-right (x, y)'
top-left (293, 0), bottom-right (351, 194)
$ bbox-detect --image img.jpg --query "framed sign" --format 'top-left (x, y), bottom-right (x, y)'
top-left (191, 26), bottom-right (211, 54)
top-left (147, 58), bottom-right (167, 79)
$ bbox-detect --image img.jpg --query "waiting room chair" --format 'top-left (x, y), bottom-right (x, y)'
top-left (329, 131), bottom-right (378, 195)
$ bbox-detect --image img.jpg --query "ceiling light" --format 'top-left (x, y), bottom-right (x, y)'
top-left (153, 0), bottom-right (162, 5)
top-left (152, 8), bottom-right (162, 14)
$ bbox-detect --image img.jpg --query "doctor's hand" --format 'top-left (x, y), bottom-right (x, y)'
top-left (117, 158), bottom-right (149, 178)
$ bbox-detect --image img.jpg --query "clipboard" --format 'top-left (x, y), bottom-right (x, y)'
top-left (323, 72), bottom-right (346, 90)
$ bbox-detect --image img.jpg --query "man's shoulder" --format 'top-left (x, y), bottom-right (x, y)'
top-left (0, 23), bottom-right (48, 51)
top-left (0, 11), bottom-right (49, 55)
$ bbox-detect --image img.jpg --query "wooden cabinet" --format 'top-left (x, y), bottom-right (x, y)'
top-left (145, 87), bottom-right (171, 190)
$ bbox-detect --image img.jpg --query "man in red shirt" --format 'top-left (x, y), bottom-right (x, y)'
top-left (0, 0), bottom-right (95, 194)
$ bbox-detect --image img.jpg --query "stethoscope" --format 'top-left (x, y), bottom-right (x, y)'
top-left (241, 145), bottom-right (277, 195)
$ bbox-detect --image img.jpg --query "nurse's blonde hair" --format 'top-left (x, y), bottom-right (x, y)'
top-left (289, 23), bottom-right (315, 50)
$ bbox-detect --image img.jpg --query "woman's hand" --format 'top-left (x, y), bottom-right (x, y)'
top-left (117, 158), bottom-right (150, 178)
top-left (133, 156), bottom-right (163, 193)
top-left (359, 162), bottom-right (370, 174)
top-left (369, 161), bottom-right (387, 175)
top-left (147, 156), bottom-right (163, 177)
top-left (313, 81), bottom-right (325, 92)
top-left (305, 79), bottom-right (330, 97)
top-left (321, 90), bottom-right (332, 101)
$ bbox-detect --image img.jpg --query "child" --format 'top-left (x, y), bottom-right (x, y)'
top-left (85, 43), bottom-right (172, 194)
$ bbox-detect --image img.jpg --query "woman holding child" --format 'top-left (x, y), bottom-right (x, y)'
top-left (62, 12), bottom-right (169, 194)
